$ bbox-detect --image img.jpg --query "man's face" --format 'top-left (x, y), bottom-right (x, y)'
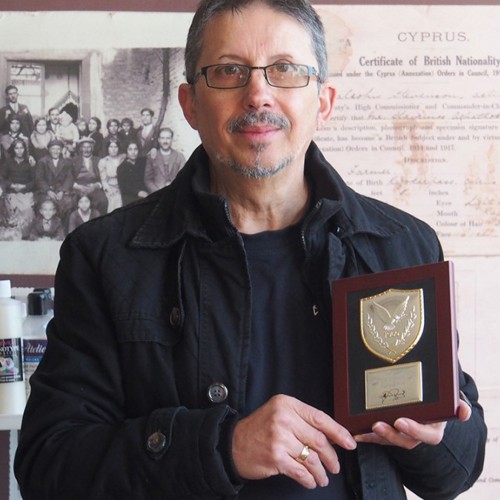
top-left (9, 120), bottom-right (20, 133)
top-left (179, 3), bottom-right (334, 181)
top-left (49, 109), bottom-right (60, 125)
top-left (49, 145), bottom-right (62, 159)
top-left (80, 142), bottom-right (93, 157)
top-left (141, 111), bottom-right (153, 126)
top-left (158, 131), bottom-right (173, 151)
top-left (122, 122), bottom-right (131, 133)
top-left (6, 88), bottom-right (18, 104)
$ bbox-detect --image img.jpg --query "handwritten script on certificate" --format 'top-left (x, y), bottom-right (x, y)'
top-left (315, 5), bottom-right (499, 257)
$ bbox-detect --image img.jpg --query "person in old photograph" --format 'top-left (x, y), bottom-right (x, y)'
top-left (76, 117), bottom-right (89, 138)
top-left (118, 117), bottom-right (137, 151)
top-left (0, 138), bottom-right (35, 239)
top-left (30, 117), bottom-right (56, 162)
top-left (47, 107), bottom-right (60, 136)
top-left (102, 118), bottom-right (121, 155)
top-left (98, 137), bottom-right (125, 212)
top-left (0, 114), bottom-right (29, 158)
top-left (34, 138), bottom-right (74, 228)
top-left (27, 198), bottom-right (64, 241)
top-left (0, 84), bottom-right (34, 136)
top-left (144, 126), bottom-right (186, 193)
top-left (136, 107), bottom-right (157, 157)
top-left (72, 136), bottom-right (108, 216)
top-left (15, 0), bottom-right (486, 498)
top-left (57, 103), bottom-right (80, 157)
top-left (116, 140), bottom-right (147, 206)
top-left (67, 193), bottom-right (100, 233)
top-left (87, 116), bottom-right (104, 157)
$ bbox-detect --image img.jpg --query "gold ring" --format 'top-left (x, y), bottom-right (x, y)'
top-left (297, 445), bottom-right (310, 461)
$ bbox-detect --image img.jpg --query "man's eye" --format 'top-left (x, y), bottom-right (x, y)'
top-left (273, 63), bottom-right (294, 74)
top-left (219, 65), bottom-right (242, 76)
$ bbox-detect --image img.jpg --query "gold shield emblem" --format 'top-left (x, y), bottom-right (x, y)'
top-left (360, 288), bottom-right (424, 363)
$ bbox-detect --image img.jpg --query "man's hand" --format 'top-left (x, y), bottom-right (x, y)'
top-left (232, 394), bottom-right (356, 489)
top-left (354, 399), bottom-right (472, 449)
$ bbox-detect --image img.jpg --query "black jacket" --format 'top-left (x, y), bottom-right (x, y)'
top-left (15, 143), bottom-right (486, 499)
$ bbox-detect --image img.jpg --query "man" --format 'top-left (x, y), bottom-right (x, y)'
top-left (34, 138), bottom-right (74, 229)
top-left (144, 127), bottom-right (186, 193)
top-left (72, 137), bottom-right (108, 215)
top-left (15, 1), bottom-right (486, 499)
top-left (136, 107), bottom-right (157, 157)
top-left (47, 107), bottom-right (60, 135)
top-left (0, 85), bottom-right (34, 136)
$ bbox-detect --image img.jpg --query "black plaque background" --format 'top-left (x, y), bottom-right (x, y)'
top-left (347, 277), bottom-right (439, 415)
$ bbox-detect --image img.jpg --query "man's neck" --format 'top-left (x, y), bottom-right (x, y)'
top-left (210, 166), bottom-right (309, 234)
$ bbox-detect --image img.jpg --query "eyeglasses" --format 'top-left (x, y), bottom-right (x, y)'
top-left (191, 63), bottom-right (321, 89)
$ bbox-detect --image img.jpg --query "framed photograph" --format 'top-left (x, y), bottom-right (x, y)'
top-left (332, 261), bottom-right (459, 434)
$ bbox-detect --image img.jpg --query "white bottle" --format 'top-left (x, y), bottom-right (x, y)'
top-left (0, 280), bottom-right (26, 415)
top-left (23, 291), bottom-right (50, 399)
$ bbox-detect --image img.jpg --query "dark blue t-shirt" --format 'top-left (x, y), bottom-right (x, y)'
top-left (240, 224), bottom-right (353, 499)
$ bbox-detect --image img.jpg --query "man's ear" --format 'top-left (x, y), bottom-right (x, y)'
top-left (178, 83), bottom-right (199, 131)
top-left (316, 80), bottom-right (336, 130)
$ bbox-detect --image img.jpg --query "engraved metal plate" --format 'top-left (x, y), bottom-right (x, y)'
top-left (360, 288), bottom-right (424, 363)
top-left (365, 361), bottom-right (423, 410)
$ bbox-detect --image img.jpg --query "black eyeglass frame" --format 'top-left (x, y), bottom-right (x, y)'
top-left (190, 63), bottom-right (322, 89)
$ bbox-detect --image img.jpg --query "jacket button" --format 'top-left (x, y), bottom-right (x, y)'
top-left (169, 307), bottom-right (181, 327)
top-left (207, 382), bottom-right (228, 403)
top-left (146, 431), bottom-right (167, 453)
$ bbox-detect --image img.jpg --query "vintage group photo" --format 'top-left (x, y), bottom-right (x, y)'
top-left (0, 46), bottom-right (194, 241)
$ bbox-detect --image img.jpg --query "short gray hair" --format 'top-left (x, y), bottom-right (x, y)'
top-left (184, 0), bottom-right (328, 85)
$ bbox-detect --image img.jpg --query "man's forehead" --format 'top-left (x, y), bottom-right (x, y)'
top-left (199, 5), bottom-right (313, 62)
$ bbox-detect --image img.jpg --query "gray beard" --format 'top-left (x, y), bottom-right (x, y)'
top-left (215, 149), bottom-right (293, 179)
top-left (218, 110), bottom-right (293, 178)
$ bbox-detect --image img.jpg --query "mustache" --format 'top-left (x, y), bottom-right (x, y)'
top-left (227, 111), bottom-right (290, 133)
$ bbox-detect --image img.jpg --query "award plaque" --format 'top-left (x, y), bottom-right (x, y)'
top-left (332, 261), bottom-right (459, 434)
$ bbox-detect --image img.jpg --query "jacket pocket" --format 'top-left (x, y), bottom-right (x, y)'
top-left (114, 315), bottom-right (182, 347)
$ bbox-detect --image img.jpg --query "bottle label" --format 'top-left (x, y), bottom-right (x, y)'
top-left (0, 337), bottom-right (24, 383)
top-left (23, 338), bottom-right (47, 398)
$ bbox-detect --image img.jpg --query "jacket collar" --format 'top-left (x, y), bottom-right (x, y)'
top-left (304, 142), bottom-right (406, 239)
top-left (131, 142), bottom-right (407, 249)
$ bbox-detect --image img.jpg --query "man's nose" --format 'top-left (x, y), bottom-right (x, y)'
top-left (242, 68), bottom-right (274, 109)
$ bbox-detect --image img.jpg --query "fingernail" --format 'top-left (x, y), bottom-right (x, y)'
top-left (345, 436), bottom-right (357, 449)
top-left (396, 418), bottom-right (409, 432)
